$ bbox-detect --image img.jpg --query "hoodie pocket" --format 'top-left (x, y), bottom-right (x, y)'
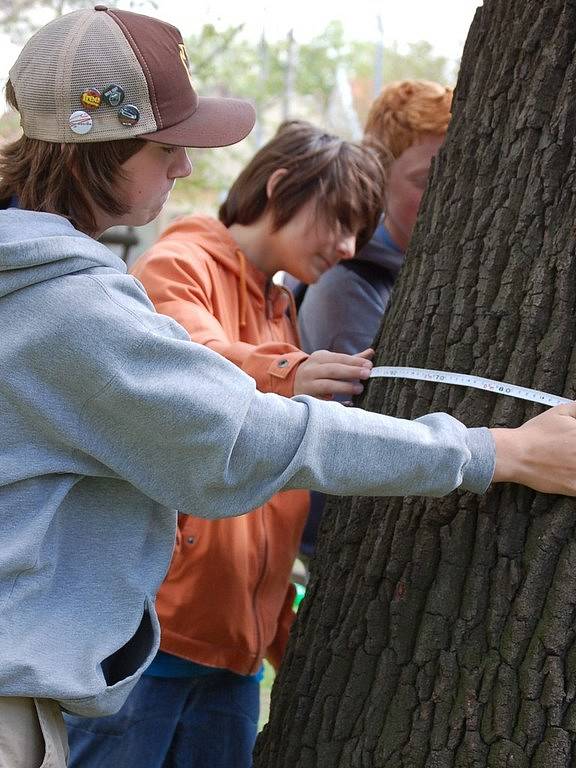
top-left (100, 600), bottom-right (156, 687)
top-left (61, 597), bottom-right (160, 718)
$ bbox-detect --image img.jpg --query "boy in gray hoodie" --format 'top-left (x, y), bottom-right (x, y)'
top-left (2, 7), bottom-right (576, 767)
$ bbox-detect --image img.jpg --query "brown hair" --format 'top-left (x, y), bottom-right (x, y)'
top-left (219, 120), bottom-right (385, 252)
top-left (0, 80), bottom-right (145, 234)
top-left (364, 80), bottom-right (453, 164)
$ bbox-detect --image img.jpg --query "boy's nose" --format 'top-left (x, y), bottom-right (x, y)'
top-left (336, 234), bottom-right (356, 261)
top-left (171, 148), bottom-right (192, 180)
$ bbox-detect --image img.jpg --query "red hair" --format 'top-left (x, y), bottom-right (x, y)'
top-left (364, 80), bottom-right (453, 164)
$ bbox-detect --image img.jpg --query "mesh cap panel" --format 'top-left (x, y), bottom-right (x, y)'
top-left (10, 9), bottom-right (157, 143)
top-left (8, 6), bottom-right (255, 148)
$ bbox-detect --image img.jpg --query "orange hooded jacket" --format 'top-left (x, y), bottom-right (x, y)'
top-left (131, 215), bottom-right (310, 675)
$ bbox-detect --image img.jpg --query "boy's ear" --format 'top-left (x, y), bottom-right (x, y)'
top-left (266, 168), bottom-right (289, 199)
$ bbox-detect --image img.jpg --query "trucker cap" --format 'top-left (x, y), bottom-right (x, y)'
top-left (8, 5), bottom-right (256, 147)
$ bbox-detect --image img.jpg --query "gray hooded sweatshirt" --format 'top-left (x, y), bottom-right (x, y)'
top-left (0, 209), bottom-right (494, 717)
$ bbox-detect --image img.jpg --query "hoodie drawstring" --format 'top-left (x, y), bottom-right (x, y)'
top-left (235, 249), bottom-right (248, 329)
top-left (235, 248), bottom-right (300, 345)
top-left (278, 283), bottom-right (302, 349)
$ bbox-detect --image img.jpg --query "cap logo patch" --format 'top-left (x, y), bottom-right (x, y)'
top-left (178, 44), bottom-right (194, 88)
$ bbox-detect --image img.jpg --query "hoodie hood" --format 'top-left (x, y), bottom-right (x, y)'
top-left (157, 214), bottom-right (293, 327)
top-left (160, 215), bottom-right (264, 292)
top-left (0, 209), bottom-right (125, 299)
top-left (356, 221), bottom-right (404, 279)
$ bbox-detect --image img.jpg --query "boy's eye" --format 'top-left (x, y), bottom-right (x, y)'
top-left (161, 146), bottom-right (177, 155)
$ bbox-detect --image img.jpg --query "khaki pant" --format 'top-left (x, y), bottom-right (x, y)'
top-left (0, 697), bottom-right (68, 768)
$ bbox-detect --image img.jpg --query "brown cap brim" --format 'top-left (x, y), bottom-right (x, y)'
top-left (140, 96), bottom-right (256, 148)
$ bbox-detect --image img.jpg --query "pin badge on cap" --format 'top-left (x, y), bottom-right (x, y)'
top-left (103, 85), bottom-right (125, 108)
top-left (80, 88), bottom-right (102, 110)
top-left (118, 104), bottom-right (140, 127)
top-left (69, 110), bottom-right (93, 135)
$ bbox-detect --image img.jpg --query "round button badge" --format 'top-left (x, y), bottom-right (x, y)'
top-left (118, 104), bottom-right (140, 127)
top-left (69, 110), bottom-right (93, 135)
top-left (80, 88), bottom-right (102, 110)
top-left (103, 84), bottom-right (125, 108)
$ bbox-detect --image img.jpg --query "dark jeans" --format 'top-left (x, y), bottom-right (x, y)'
top-left (65, 671), bottom-right (260, 768)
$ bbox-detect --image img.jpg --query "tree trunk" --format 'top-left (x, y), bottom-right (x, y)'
top-left (254, 1), bottom-right (576, 766)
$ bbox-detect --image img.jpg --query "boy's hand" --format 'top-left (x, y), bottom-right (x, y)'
top-left (294, 348), bottom-right (374, 399)
top-left (491, 402), bottom-right (576, 495)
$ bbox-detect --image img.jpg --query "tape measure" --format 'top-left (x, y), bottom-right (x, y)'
top-left (370, 366), bottom-right (572, 407)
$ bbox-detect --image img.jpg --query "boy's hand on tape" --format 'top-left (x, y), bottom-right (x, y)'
top-left (491, 402), bottom-right (576, 496)
top-left (294, 348), bottom-right (374, 399)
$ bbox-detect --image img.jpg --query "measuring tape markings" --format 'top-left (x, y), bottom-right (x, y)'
top-left (369, 366), bottom-right (572, 407)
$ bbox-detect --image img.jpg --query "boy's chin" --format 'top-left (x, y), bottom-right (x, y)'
top-left (130, 207), bottom-right (164, 228)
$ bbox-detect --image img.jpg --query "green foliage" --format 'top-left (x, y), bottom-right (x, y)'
top-left (349, 39), bottom-right (454, 123)
top-left (296, 21), bottom-right (349, 114)
top-left (0, 0), bottom-right (155, 42)
top-left (186, 24), bottom-right (285, 110)
top-left (0, 104), bottom-right (20, 138)
top-left (174, 23), bottom-right (457, 209)
top-left (170, 143), bottom-right (251, 217)
top-left (0, 0), bottom-right (78, 42)
top-left (177, 24), bottom-right (283, 207)
top-left (351, 39), bottom-right (453, 85)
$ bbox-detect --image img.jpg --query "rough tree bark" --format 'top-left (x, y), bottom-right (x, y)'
top-left (254, 1), bottom-right (576, 766)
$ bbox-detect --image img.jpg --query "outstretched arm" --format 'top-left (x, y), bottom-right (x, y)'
top-left (26, 271), bottom-right (576, 522)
